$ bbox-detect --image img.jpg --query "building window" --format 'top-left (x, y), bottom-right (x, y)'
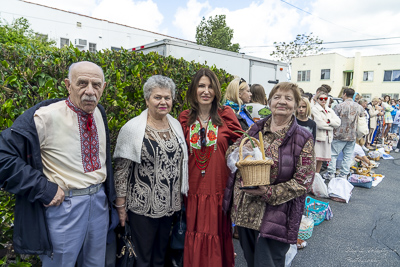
top-left (111, 47), bottom-right (121, 51)
top-left (89, 43), bottom-right (97, 52)
top-left (60, 38), bottom-right (69, 48)
top-left (361, 94), bottom-right (371, 102)
top-left (383, 70), bottom-right (400, 81)
top-left (36, 33), bottom-right (48, 41)
top-left (77, 22), bottom-right (82, 28)
top-left (363, 71), bottom-right (374, 81)
top-left (321, 69), bottom-right (330, 80)
top-left (297, 70), bottom-right (310, 82)
top-left (381, 93), bottom-right (399, 99)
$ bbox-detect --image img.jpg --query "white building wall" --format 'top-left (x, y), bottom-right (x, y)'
top-left (292, 52), bottom-right (400, 99)
top-left (0, 0), bottom-right (185, 51)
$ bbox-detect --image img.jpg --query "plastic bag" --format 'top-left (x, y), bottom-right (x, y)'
top-left (227, 146), bottom-right (264, 173)
top-left (299, 215), bottom-right (314, 230)
top-left (328, 178), bottom-right (354, 203)
top-left (311, 173), bottom-right (329, 198)
top-left (285, 244), bottom-right (297, 267)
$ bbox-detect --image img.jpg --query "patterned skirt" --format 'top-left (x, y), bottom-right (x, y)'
top-left (384, 112), bottom-right (393, 124)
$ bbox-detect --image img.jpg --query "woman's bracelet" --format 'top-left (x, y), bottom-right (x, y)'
top-left (114, 203), bottom-right (126, 208)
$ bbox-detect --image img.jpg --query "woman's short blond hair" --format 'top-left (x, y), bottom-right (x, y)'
top-left (268, 82), bottom-right (301, 108)
top-left (295, 97), bottom-right (311, 117)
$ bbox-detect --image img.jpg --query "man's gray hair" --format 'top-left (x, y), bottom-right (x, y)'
top-left (67, 61), bottom-right (105, 82)
top-left (143, 75), bottom-right (176, 100)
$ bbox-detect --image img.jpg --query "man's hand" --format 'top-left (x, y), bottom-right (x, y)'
top-left (44, 186), bottom-right (65, 207)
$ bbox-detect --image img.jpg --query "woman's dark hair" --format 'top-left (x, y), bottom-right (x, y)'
top-left (384, 95), bottom-right (391, 103)
top-left (186, 68), bottom-right (223, 126)
top-left (250, 84), bottom-right (268, 105)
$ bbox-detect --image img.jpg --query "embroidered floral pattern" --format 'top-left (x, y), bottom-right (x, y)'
top-left (65, 98), bottom-right (101, 173)
top-left (189, 120), bottom-right (218, 151)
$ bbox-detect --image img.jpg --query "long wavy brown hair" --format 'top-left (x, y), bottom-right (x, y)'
top-left (185, 68), bottom-right (223, 126)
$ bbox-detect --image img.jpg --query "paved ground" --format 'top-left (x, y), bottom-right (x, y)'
top-left (233, 150), bottom-right (400, 267)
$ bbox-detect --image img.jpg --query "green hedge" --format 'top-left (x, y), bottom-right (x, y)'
top-left (0, 43), bottom-right (233, 258)
top-left (0, 43), bottom-right (233, 142)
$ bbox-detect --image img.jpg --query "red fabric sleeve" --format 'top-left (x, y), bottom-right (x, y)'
top-left (220, 106), bottom-right (243, 143)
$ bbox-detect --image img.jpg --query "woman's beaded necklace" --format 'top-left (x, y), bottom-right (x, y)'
top-left (189, 117), bottom-right (218, 176)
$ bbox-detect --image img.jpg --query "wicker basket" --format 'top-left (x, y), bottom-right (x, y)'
top-left (235, 137), bottom-right (274, 187)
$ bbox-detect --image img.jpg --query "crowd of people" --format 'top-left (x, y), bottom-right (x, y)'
top-left (0, 60), bottom-right (399, 267)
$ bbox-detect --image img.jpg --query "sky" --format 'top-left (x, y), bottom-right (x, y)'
top-left (24, 0), bottom-right (400, 60)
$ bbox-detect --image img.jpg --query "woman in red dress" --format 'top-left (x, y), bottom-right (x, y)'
top-left (179, 68), bottom-right (242, 267)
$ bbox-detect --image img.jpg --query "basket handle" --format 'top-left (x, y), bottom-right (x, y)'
top-left (238, 137), bottom-right (261, 161)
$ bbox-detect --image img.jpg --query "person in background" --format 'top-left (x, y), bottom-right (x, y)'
top-left (223, 82), bottom-right (315, 267)
top-left (352, 138), bottom-right (371, 167)
top-left (321, 84), bottom-right (332, 94)
top-left (366, 97), bottom-right (382, 148)
top-left (223, 77), bottom-right (254, 130)
top-left (323, 87), bottom-right (365, 180)
top-left (382, 95), bottom-right (393, 139)
top-left (179, 68), bottom-right (243, 267)
top-left (392, 107), bottom-right (400, 137)
top-left (312, 91), bottom-right (341, 173)
top-left (246, 84), bottom-right (271, 122)
top-left (113, 75), bottom-right (188, 266)
top-left (358, 98), bottom-right (370, 151)
top-left (296, 96), bottom-right (316, 141)
top-left (353, 92), bottom-right (361, 102)
top-left (390, 99), bottom-right (399, 133)
top-left (303, 92), bottom-right (313, 102)
top-left (0, 61), bottom-right (116, 266)
top-left (310, 86), bottom-right (329, 108)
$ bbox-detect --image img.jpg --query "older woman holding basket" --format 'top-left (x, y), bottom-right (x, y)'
top-left (113, 75), bottom-right (188, 266)
top-left (223, 82), bottom-right (315, 267)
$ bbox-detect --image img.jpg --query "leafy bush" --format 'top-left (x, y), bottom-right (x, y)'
top-left (0, 43), bottom-right (233, 140)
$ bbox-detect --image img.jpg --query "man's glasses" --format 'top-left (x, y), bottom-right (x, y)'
top-left (200, 127), bottom-right (206, 147)
top-left (239, 78), bottom-right (246, 86)
top-left (319, 97), bottom-right (328, 101)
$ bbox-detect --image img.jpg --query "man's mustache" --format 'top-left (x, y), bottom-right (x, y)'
top-left (81, 95), bottom-right (97, 102)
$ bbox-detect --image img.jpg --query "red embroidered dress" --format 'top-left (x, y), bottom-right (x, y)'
top-left (178, 107), bottom-right (242, 267)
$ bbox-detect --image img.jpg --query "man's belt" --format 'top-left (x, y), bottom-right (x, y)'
top-left (64, 183), bottom-right (102, 197)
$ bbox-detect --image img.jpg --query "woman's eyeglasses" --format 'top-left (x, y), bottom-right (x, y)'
top-left (200, 127), bottom-right (206, 147)
top-left (239, 78), bottom-right (246, 86)
top-left (319, 97), bottom-right (328, 101)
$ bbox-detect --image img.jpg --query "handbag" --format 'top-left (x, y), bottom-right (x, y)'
top-left (356, 115), bottom-right (369, 138)
top-left (116, 224), bottom-right (137, 267)
top-left (170, 208), bottom-right (186, 250)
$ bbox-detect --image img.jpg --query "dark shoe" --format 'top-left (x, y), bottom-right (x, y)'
top-left (233, 226), bottom-right (239, 239)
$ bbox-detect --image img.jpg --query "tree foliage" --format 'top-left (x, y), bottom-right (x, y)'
top-left (195, 15), bottom-right (240, 53)
top-left (0, 17), bottom-right (55, 48)
top-left (270, 33), bottom-right (323, 64)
